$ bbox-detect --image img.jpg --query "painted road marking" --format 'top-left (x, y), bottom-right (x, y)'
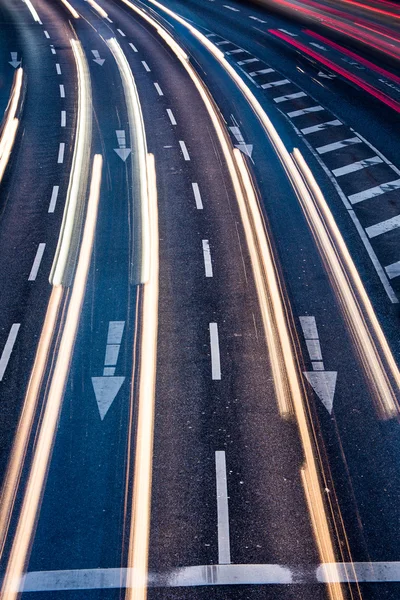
top-left (142, 61), bottom-right (151, 72)
top-left (44, 30), bottom-right (50, 38)
top-left (50, 45), bottom-right (56, 54)
top-left (273, 91), bottom-right (306, 103)
top-left (57, 143), bottom-right (65, 164)
top-left (237, 58), bottom-right (259, 65)
top-left (117, 28), bottom-right (126, 36)
top-left (287, 105), bottom-right (324, 117)
top-left (91, 50), bottom-right (105, 66)
top-left (19, 562), bottom-right (400, 590)
top-left (114, 130), bottom-right (131, 161)
top-left (230, 120), bottom-right (253, 158)
top-left (154, 82), bottom-right (163, 95)
top-left (28, 243), bottom-right (46, 281)
top-left (56, 63), bottom-right (61, 75)
top-left (129, 43), bottom-right (138, 52)
top-left (249, 16), bottom-right (267, 23)
top-left (385, 261), bottom-right (400, 279)
top-left (48, 186), bottom-right (59, 213)
top-left (216, 40), bottom-right (232, 46)
top-left (366, 214), bottom-right (400, 239)
top-left (92, 321), bottom-right (125, 419)
top-left (192, 182), bottom-right (203, 209)
top-left (332, 156), bottom-right (383, 177)
top-left (215, 451), bottom-right (231, 565)
top-left (316, 136), bottom-right (361, 154)
top-left (249, 67), bottom-right (274, 76)
top-left (278, 28), bottom-right (297, 36)
top-left (210, 322), bottom-right (221, 380)
top-left (261, 78), bottom-right (290, 89)
top-left (179, 140), bottom-right (190, 161)
top-left (166, 109), bottom-right (177, 125)
top-left (300, 119), bottom-right (342, 135)
top-left (61, 111), bottom-right (66, 127)
top-left (59, 84), bottom-right (65, 98)
top-left (348, 178), bottom-right (400, 205)
top-left (223, 5), bottom-right (240, 11)
top-left (226, 48), bottom-right (247, 55)
top-left (105, 16), bottom-right (113, 22)
top-left (202, 240), bottom-right (213, 277)
top-left (300, 316), bottom-right (337, 413)
top-left (0, 324), bottom-right (20, 381)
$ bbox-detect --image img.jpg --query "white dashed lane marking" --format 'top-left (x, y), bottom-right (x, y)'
top-left (332, 156), bottom-right (383, 177)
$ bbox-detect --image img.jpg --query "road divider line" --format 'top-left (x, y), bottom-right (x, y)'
top-left (48, 185), bottom-right (59, 213)
top-left (61, 111), bottom-right (66, 127)
top-left (50, 39), bottom-right (92, 286)
top-left (215, 451), bottom-right (231, 564)
top-left (332, 156), bottom-right (382, 177)
top-left (117, 28), bottom-right (126, 37)
top-left (209, 323), bottom-right (221, 380)
top-left (56, 63), bottom-right (61, 75)
top-left (44, 30), bottom-right (50, 38)
top-left (59, 84), bottom-right (65, 98)
top-left (179, 140), bottom-right (190, 161)
top-left (57, 142), bottom-right (65, 164)
top-left (166, 109), bottom-right (176, 125)
top-left (0, 324), bottom-right (20, 381)
top-left (28, 243), bottom-right (46, 281)
top-left (154, 82), bottom-right (163, 95)
top-left (141, 61), bottom-right (151, 72)
top-left (129, 43), bottom-right (138, 52)
top-left (192, 182), bottom-right (203, 209)
top-left (202, 239), bottom-right (213, 277)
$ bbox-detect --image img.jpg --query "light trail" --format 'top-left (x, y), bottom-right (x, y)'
top-left (86, 0), bottom-right (108, 18)
top-left (106, 38), bottom-right (150, 283)
top-left (0, 68), bottom-right (23, 183)
top-left (1, 155), bottom-right (103, 600)
top-left (50, 39), bottom-right (92, 286)
top-left (23, 0), bottom-right (42, 23)
top-left (60, 0), bottom-right (80, 18)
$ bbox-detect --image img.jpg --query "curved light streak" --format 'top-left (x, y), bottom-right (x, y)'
top-left (0, 68), bottom-right (23, 183)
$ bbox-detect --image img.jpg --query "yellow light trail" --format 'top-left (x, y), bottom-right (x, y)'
top-left (86, 0), bottom-right (108, 19)
top-left (60, 0), bottom-right (80, 19)
top-left (1, 155), bottom-right (102, 600)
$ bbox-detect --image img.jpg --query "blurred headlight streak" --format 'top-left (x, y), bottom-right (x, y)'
top-left (0, 68), bottom-right (23, 184)
top-left (60, 0), bottom-right (80, 18)
top-left (125, 154), bottom-right (159, 600)
top-left (1, 155), bottom-right (103, 600)
top-left (292, 148), bottom-right (400, 419)
top-left (86, 0), bottom-right (108, 18)
top-left (50, 39), bottom-right (92, 286)
top-left (106, 38), bottom-right (150, 283)
top-left (23, 0), bottom-right (42, 23)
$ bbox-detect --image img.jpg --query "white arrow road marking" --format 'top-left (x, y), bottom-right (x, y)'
top-left (114, 129), bottom-right (131, 161)
top-left (300, 316), bottom-right (337, 413)
top-left (235, 143), bottom-right (253, 158)
top-left (91, 377), bottom-right (125, 420)
top-left (230, 120), bottom-right (253, 159)
top-left (0, 324), bottom-right (20, 381)
top-left (303, 371), bottom-right (337, 414)
top-left (91, 50), bottom-right (105, 66)
top-left (9, 52), bottom-right (21, 68)
top-left (92, 321), bottom-right (125, 419)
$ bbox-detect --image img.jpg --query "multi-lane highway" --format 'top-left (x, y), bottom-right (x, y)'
top-left (0, 0), bottom-right (399, 599)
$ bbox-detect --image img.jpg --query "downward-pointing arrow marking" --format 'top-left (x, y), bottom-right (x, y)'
top-left (114, 148), bottom-right (131, 161)
top-left (303, 371), bottom-right (337, 414)
top-left (91, 50), bottom-right (105, 66)
top-left (235, 143), bottom-right (253, 158)
top-left (91, 376), bottom-right (125, 420)
top-left (9, 52), bottom-right (21, 69)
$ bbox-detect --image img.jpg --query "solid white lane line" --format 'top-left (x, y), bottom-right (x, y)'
top-left (316, 136), bottom-right (361, 155)
top-left (28, 243), bottom-right (46, 281)
top-left (192, 182), bottom-right (203, 209)
top-left (223, 5), bottom-right (240, 11)
top-left (202, 239), bottom-right (213, 277)
top-left (57, 143), bottom-right (65, 164)
top-left (237, 57), bottom-right (259, 65)
top-left (332, 156), bottom-right (382, 177)
top-left (349, 179), bottom-right (400, 205)
top-left (56, 63), bottom-right (61, 75)
top-left (179, 140), bottom-right (190, 161)
top-left (141, 61), bottom-right (151, 71)
top-left (215, 451), bottom-right (231, 565)
top-left (0, 324), bottom-right (20, 381)
top-left (129, 43), bottom-right (138, 52)
top-left (249, 67), bottom-right (274, 76)
top-left (44, 30), bottom-right (50, 38)
top-left (59, 84), bottom-right (65, 98)
top-left (366, 214), bottom-right (400, 239)
top-left (287, 105), bottom-right (324, 117)
top-left (48, 186), bottom-right (59, 213)
top-left (261, 78), bottom-right (290, 89)
top-left (301, 119), bottom-right (342, 135)
top-left (385, 261), bottom-right (400, 279)
top-left (166, 109), bottom-right (177, 125)
top-left (209, 322), bottom-right (221, 380)
top-left (117, 28), bottom-right (126, 36)
top-left (299, 315), bottom-right (319, 339)
top-left (273, 91), bottom-right (306, 103)
top-left (154, 82), bottom-right (163, 95)
top-left (61, 111), bottom-right (66, 127)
